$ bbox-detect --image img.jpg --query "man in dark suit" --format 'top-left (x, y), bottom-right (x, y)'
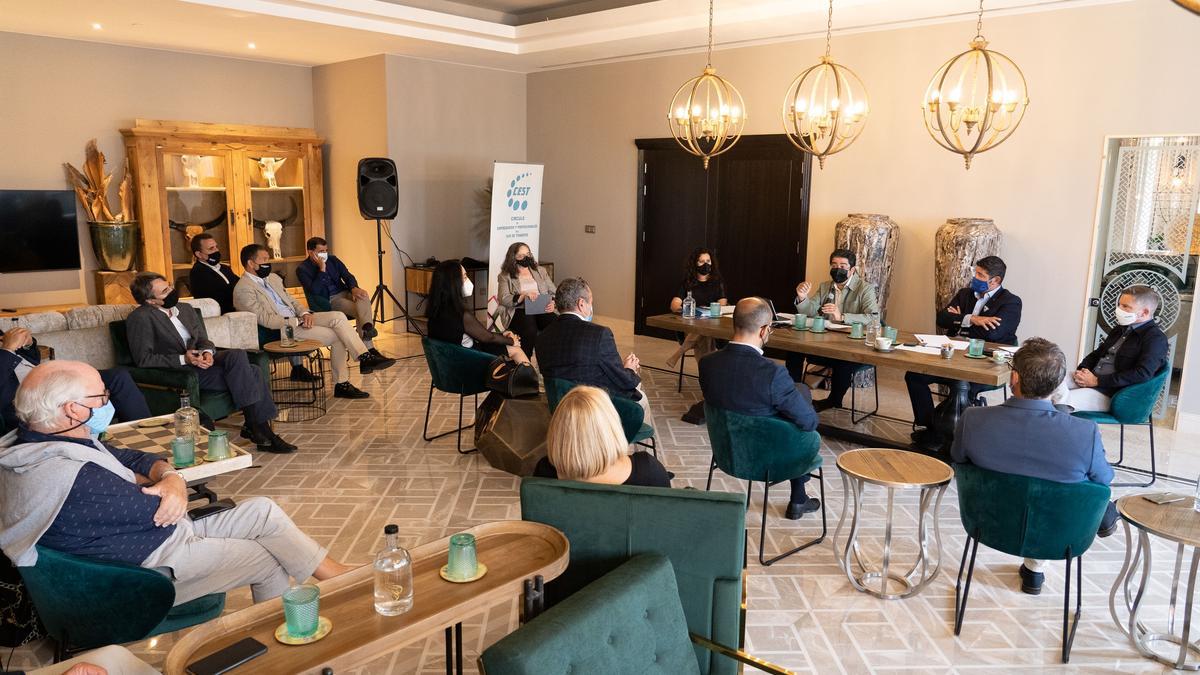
top-left (952, 337), bottom-right (1116, 595)
top-left (1054, 284), bottom-right (1169, 412)
top-left (188, 233), bottom-right (240, 315)
top-left (699, 297), bottom-right (821, 520)
top-left (536, 277), bottom-right (648, 415)
top-left (126, 272), bottom-right (295, 454)
top-left (906, 256), bottom-right (1022, 447)
top-left (1, 327), bottom-right (149, 432)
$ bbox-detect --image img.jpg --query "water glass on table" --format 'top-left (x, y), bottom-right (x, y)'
top-left (850, 322), bottom-right (864, 339)
top-left (205, 430), bottom-right (230, 461)
top-left (709, 302), bottom-right (721, 318)
top-left (282, 584), bottom-right (320, 638)
top-left (171, 436), bottom-right (195, 468)
top-left (446, 533), bottom-right (478, 581)
top-left (793, 313), bottom-right (807, 329)
top-left (884, 326), bottom-right (899, 342)
top-left (811, 316), bottom-right (826, 332)
top-left (968, 338), bottom-right (985, 357)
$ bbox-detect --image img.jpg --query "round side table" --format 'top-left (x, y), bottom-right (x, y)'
top-left (263, 339), bottom-right (328, 422)
top-left (832, 448), bottom-right (954, 599)
top-left (1109, 493), bottom-right (1200, 669)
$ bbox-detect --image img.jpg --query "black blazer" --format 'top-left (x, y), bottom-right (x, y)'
top-left (699, 343), bottom-right (818, 431)
top-left (536, 314), bottom-right (641, 399)
top-left (0, 330), bottom-right (41, 431)
top-left (125, 303), bottom-right (215, 370)
top-left (189, 262), bottom-right (240, 315)
top-left (1079, 320), bottom-right (1169, 395)
top-left (937, 287), bottom-right (1022, 345)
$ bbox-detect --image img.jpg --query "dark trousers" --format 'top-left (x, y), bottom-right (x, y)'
top-left (99, 368), bottom-right (151, 423)
top-left (193, 350), bottom-right (276, 426)
top-left (904, 372), bottom-right (991, 428)
top-left (786, 354), bottom-right (857, 407)
top-left (789, 477), bottom-right (810, 503)
top-left (509, 308), bottom-right (555, 360)
top-left (1100, 501), bottom-right (1118, 532)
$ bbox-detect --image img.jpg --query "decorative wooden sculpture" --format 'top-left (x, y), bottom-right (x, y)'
top-left (934, 218), bottom-right (1002, 311)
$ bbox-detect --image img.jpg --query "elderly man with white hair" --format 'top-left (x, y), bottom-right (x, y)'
top-left (0, 360), bottom-right (354, 605)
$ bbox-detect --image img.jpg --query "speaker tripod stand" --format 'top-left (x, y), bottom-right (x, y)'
top-left (369, 218), bottom-right (424, 354)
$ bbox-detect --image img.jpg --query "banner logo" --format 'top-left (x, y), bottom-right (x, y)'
top-left (506, 172), bottom-right (533, 212)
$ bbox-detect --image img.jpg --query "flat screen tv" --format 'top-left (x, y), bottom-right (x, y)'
top-left (0, 190), bottom-right (81, 273)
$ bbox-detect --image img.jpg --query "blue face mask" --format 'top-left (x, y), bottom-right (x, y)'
top-left (79, 401), bottom-right (116, 437)
top-left (970, 278), bottom-right (991, 294)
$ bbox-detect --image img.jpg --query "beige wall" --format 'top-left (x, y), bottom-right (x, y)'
top-left (0, 32), bottom-right (313, 308)
top-left (528, 0), bottom-right (1200, 365)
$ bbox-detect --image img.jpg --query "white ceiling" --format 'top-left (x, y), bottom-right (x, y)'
top-left (1, 0), bottom-right (1132, 73)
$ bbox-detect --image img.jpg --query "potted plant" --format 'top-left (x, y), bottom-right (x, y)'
top-left (64, 140), bottom-right (137, 271)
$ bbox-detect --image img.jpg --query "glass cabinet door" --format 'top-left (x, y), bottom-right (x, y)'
top-left (162, 151), bottom-right (233, 297)
top-left (246, 153), bottom-right (308, 289)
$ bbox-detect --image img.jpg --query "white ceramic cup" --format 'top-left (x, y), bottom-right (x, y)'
top-left (875, 336), bottom-right (893, 350)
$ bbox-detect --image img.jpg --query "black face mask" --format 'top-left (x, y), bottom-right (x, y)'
top-left (697, 262), bottom-right (712, 275)
top-left (205, 250), bottom-right (221, 266)
top-left (518, 257), bottom-right (536, 269)
top-left (830, 268), bottom-right (850, 284)
top-left (255, 263), bottom-right (272, 279)
top-left (160, 289), bottom-right (180, 309)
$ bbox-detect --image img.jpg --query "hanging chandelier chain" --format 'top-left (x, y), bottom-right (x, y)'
top-left (824, 0), bottom-right (834, 59)
top-left (706, 0), bottom-right (714, 67)
top-left (974, 0), bottom-right (985, 39)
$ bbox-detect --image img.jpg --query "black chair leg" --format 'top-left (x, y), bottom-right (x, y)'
top-left (677, 351), bottom-right (686, 393)
top-left (850, 367), bottom-right (880, 425)
top-left (954, 536), bottom-right (980, 636)
top-left (423, 384), bottom-right (478, 451)
top-left (706, 459), bottom-right (717, 490)
top-left (1062, 553), bottom-right (1082, 663)
top-left (454, 393), bottom-right (478, 455)
top-left (758, 469), bottom-right (827, 566)
top-left (1112, 422), bottom-right (1156, 488)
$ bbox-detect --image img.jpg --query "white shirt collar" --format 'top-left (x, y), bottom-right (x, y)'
top-left (563, 311), bottom-right (588, 321)
top-left (729, 340), bottom-right (764, 355)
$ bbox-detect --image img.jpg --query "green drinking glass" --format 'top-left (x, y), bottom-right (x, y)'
top-left (171, 436), bottom-right (195, 468)
top-left (282, 584), bottom-right (320, 638)
top-left (446, 533), bottom-right (478, 581)
top-left (968, 338), bottom-right (985, 357)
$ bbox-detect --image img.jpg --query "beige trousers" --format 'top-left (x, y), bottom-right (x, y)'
top-left (331, 290), bottom-right (373, 334)
top-left (30, 645), bottom-right (158, 675)
top-left (295, 311), bottom-right (368, 383)
top-left (1051, 375), bottom-right (1112, 412)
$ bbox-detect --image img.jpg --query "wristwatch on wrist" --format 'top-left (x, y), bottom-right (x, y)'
top-left (164, 470), bottom-right (186, 483)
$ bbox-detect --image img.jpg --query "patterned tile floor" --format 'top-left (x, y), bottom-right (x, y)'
top-left (6, 320), bottom-right (1195, 674)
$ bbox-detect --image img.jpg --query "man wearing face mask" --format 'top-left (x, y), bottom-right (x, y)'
top-left (234, 245), bottom-right (394, 399)
top-left (700, 297), bottom-right (821, 520)
top-left (537, 277), bottom-right (649, 416)
top-left (188, 233), bottom-right (241, 315)
top-left (1052, 285), bottom-right (1168, 413)
top-left (126, 272), bottom-right (296, 454)
top-left (296, 237), bottom-right (390, 361)
top-left (788, 249), bottom-right (880, 412)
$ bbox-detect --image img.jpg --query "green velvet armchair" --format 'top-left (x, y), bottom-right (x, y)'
top-left (519, 478), bottom-right (745, 675)
top-left (18, 546), bottom-right (225, 662)
top-left (480, 554), bottom-right (789, 675)
top-left (1072, 365), bottom-right (1169, 487)
top-left (704, 403), bottom-right (825, 566)
top-left (543, 377), bottom-right (656, 455)
top-left (421, 337), bottom-right (495, 454)
top-left (953, 463), bottom-right (1111, 663)
top-left (108, 320), bottom-right (270, 422)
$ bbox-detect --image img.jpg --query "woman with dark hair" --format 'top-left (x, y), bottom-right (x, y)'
top-left (670, 247), bottom-right (727, 312)
top-left (428, 259), bottom-right (529, 363)
top-left (495, 242), bottom-right (556, 359)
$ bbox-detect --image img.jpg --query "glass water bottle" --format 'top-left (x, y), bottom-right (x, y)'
top-left (374, 524), bottom-right (414, 616)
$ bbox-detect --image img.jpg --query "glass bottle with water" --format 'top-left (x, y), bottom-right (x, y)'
top-left (374, 524), bottom-right (414, 616)
top-left (864, 312), bottom-right (880, 347)
top-left (682, 291), bottom-right (696, 318)
top-left (174, 394), bottom-right (200, 441)
top-left (281, 317), bottom-right (297, 348)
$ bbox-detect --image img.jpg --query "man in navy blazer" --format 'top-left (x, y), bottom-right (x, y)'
top-left (536, 277), bottom-right (648, 415)
top-left (952, 337), bottom-right (1116, 595)
top-left (907, 256), bottom-right (1022, 447)
top-left (699, 297), bottom-right (821, 520)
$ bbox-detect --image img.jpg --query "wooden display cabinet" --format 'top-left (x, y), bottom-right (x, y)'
top-left (120, 120), bottom-right (325, 301)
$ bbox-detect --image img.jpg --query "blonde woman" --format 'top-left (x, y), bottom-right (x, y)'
top-left (533, 386), bottom-right (671, 487)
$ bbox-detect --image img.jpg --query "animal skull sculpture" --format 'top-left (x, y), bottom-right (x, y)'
top-left (257, 157), bottom-right (286, 189)
top-left (179, 155), bottom-right (201, 188)
top-left (264, 221), bottom-right (284, 259)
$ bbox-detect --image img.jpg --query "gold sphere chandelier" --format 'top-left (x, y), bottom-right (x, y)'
top-left (782, 0), bottom-right (869, 169)
top-left (668, 0), bottom-right (745, 169)
top-left (921, 0), bottom-right (1029, 169)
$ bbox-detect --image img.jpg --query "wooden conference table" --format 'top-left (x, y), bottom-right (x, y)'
top-left (164, 521), bottom-right (569, 675)
top-left (648, 313), bottom-right (1011, 451)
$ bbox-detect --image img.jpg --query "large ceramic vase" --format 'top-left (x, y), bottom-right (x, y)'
top-left (835, 213), bottom-right (899, 393)
top-left (88, 221), bottom-right (139, 272)
top-left (934, 218), bottom-right (1002, 311)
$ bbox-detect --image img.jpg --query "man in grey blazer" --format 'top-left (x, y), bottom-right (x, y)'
top-left (127, 272), bottom-right (295, 454)
top-left (951, 337), bottom-right (1117, 595)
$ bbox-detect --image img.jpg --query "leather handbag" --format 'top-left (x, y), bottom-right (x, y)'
top-left (486, 356), bottom-right (540, 398)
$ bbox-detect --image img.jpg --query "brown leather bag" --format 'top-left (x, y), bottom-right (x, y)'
top-left (485, 356), bottom-right (540, 399)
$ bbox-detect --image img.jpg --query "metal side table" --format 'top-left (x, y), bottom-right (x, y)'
top-left (263, 339), bottom-right (328, 422)
top-left (833, 448), bottom-right (953, 599)
top-left (1110, 493), bottom-right (1200, 669)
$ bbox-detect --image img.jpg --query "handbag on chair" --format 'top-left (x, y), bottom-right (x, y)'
top-left (485, 356), bottom-right (540, 399)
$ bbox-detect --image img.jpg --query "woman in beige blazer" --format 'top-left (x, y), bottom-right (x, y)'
top-left (495, 242), bottom-right (556, 359)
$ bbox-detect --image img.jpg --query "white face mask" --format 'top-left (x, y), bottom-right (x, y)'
top-left (462, 278), bottom-right (474, 298)
top-left (1114, 306), bottom-right (1140, 326)
top-left (316, 251), bottom-right (329, 262)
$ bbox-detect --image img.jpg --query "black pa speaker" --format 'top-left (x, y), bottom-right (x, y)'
top-left (357, 158), bottom-right (399, 220)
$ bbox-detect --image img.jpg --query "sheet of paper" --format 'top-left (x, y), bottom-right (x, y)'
top-left (914, 334), bottom-right (969, 350)
top-left (996, 345), bottom-right (1017, 353)
top-left (774, 312), bottom-right (794, 321)
top-left (720, 305), bottom-right (735, 316)
top-left (825, 322), bottom-right (851, 330)
top-left (895, 345), bottom-right (943, 356)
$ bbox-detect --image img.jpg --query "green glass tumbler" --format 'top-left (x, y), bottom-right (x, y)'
top-left (850, 322), bottom-right (864, 338)
top-left (811, 316), bottom-right (826, 332)
top-left (282, 584), bottom-right (320, 638)
top-left (793, 313), bottom-right (807, 329)
top-left (884, 326), bottom-right (899, 342)
top-left (171, 436), bottom-right (194, 468)
top-left (206, 430), bottom-right (230, 461)
top-left (447, 533), bottom-right (478, 581)
top-left (968, 338), bottom-right (985, 357)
